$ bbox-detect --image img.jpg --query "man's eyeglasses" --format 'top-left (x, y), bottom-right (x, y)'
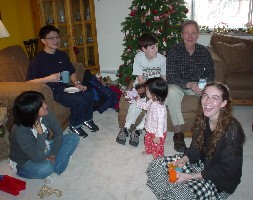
top-left (45, 36), bottom-right (60, 40)
top-left (202, 94), bottom-right (221, 103)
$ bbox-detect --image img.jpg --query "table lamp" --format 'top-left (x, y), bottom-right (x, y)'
top-left (0, 12), bottom-right (10, 38)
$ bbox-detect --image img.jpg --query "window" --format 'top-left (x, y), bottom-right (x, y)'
top-left (185, 0), bottom-right (253, 28)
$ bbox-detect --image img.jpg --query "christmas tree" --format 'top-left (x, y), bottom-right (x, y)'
top-left (116, 0), bottom-right (188, 87)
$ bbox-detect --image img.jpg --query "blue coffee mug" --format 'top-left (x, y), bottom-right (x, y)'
top-left (61, 71), bottom-right (70, 83)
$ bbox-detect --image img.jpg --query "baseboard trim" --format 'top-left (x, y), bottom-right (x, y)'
top-left (100, 70), bottom-right (117, 74)
top-left (232, 99), bottom-right (253, 106)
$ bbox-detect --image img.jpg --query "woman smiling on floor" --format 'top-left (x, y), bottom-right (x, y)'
top-left (146, 82), bottom-right (246, 199)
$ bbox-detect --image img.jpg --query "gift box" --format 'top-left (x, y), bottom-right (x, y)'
top-left (0, 175), bottom-right (26, 196)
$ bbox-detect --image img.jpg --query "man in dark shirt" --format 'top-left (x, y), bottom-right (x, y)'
top-left (166, 20), bottom-right (215, 152)
top-left (26, 25), bottom-right (99, 138)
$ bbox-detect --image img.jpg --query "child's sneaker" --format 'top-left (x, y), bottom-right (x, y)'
top-left (116, 127), bottom-right (129, 145)
top-left (129, 129), bottom-right (142, 147)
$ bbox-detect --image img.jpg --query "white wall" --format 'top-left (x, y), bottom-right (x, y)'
top-left (94, 0), bottom-right (132, 75)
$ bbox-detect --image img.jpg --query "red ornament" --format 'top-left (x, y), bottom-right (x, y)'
top-left (153, 10), bottom-right (158, 15)
top-left (146, 21), bottom-right (151, 27)
top-left (125, 77), bottom-right (130, 82)
top-left (170, 10), bottom-right (176, 15)
top-left (130, 10), bottom-right (136, 16)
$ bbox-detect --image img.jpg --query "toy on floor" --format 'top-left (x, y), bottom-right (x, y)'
top-left (167, 163), bottom-right (182, 183)
top-left (38, 185), bottom-right (62, 199)
top-left (0, 175), bottom-right (26, 196)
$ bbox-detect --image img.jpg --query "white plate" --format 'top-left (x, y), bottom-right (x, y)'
top-left (64, 87), bottom-right (80, 93)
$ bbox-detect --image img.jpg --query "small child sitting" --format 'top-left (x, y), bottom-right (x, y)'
top-left (124, 83), bottom-right (146, 104)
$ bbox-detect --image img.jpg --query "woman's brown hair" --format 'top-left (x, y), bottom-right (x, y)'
top-left (192, 82), bottom-right (232, 158)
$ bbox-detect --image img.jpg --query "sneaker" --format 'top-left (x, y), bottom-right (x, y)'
top-left (83, 120), bottom-right (99, 132)
top-left (129, 129), bottom-right (142, 147)
top-left (116, 127), bottom-right (129, 145)
top-left (69, 125), bottom-right (88, 138)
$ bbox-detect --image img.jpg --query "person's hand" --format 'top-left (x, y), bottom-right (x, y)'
top-left (173, 156), bottom-right (188, 167)
top-left (124, 92), bottom-right (131, 102)
top-left (175, 172), bottom-right (192, 183)
top-left (186, 82), bottom-right (202, 94)
top-left (74, 83), bottom-right (87, 91)
top-left (125, 97), bottom-right (131, 102)
top-left (47, 73), bottom-right (61, 82)
top-left (45, 155), bottom-right (56, 163)
top-left (135, 94), bottom-right (141, 101)
top-left (153, 136), bottom-right (160, 144)
top-left (34, 120), bottom-right (43, 134)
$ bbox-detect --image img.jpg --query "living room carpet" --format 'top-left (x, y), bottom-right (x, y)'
top-left (0, 106), bottom-right (252, 200)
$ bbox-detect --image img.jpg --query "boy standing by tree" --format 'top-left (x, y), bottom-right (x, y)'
top-left (116, 33), bottom-right (166, 147)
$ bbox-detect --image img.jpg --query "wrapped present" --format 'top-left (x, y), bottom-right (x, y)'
top-left (0, 175), bottom-right (26, 196)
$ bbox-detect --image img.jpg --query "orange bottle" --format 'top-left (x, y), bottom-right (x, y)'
top-left (167, 163), bottom-right (177, 183)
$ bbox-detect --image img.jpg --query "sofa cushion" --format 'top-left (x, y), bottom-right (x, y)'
top-left (214, 42), bottom-right (253, 72)
top-left (225, 72), bottom-right (253, 89)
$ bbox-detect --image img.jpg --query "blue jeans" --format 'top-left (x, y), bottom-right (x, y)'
top-left (17, 133), bottom-right (80, 179)
top-left (53, 89), bottom-right (94, 126)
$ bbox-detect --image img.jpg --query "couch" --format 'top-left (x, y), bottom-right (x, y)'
top-left (208, 34), bottom-right (253, 105)
top-left (0, 45), bottom-right (86, 131)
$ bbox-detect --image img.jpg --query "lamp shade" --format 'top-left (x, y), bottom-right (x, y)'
top-left (0, 20), bottom-right (10, 38)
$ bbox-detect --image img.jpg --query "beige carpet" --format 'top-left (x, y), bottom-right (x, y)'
top-left (0, 106), bottom-right (252, 200)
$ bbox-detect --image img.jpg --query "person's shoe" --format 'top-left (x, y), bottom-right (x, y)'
top-left (173, 132), bottom-right (187, 153)
top-left (69, 125), bottom-right (88, 138)
top-left (83, 120), bottom-right (99, 132)
top-left (116, 127), bottom-right (129, 145)
top-left (129, 129), bottom-right (142, 147)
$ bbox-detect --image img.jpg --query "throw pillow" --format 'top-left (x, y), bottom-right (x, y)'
top-left (214, 42), bottom-right (252, 72)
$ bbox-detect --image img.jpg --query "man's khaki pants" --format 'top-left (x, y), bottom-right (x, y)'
top-left (166, 84), bottom-right (197, 126)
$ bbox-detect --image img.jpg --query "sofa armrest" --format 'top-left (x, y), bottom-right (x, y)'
top-left (207, 46), bottom-right (226, 82)
top-left (0, 82), bottom-right (55, 130)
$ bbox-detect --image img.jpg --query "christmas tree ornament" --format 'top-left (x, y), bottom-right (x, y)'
top-left (130, 10), bottom-right (136, 16)
top-left (141, 15), bottom-right (146, 23)
top-left (154, 16), bottom-right (160, 21)
top-left (145, 9), bottom-right (151, 16)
